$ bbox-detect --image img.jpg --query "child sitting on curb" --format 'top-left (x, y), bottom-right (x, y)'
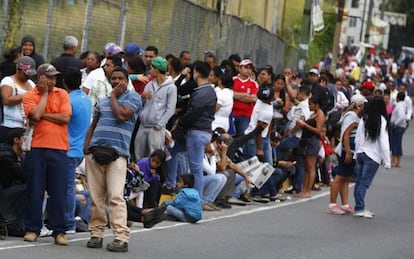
top-left (162, 174), bottom-right (202, 223)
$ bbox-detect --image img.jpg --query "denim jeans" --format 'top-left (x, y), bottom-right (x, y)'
top-left (166, 140), bottom-right (187, 188)
top-left (166, 205), bottom-right (187, 222)
top-left (279, 135), bottom-right (303, 192)
top-left (186, 130), bottom-right (212, 197)
top-left (391, 126), bottom-right (405, 156)
top-left (66, 157), bottom-right (83, 231)
top-left (203, 174), bottom-right (227, 204)
top-left (232, 174), bottom-right (245, 198)
top-left (354, 152), bottom-right (380, 212)
top-left (75, 190), bottom-right (91, 223)
top-left (234, 115), bottom-right (250, 137)
top-left (24, 148), bottom-right (69, 236)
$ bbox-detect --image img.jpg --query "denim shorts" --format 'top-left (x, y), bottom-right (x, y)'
top-left (304, 136), bottom-right (321, 157)
top-left (333, 151), bottom-right (355, 177)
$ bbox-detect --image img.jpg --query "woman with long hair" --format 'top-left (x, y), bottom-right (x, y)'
top-left (353, 96), bottom-right (391, 218)
top-left (271, 74), bottom-right (290, 135)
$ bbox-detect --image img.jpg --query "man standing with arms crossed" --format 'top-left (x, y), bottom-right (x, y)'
top-left (84, 67), bottom-right (141, 252)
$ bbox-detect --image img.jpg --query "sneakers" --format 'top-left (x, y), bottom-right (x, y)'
top-left (353, 210), bottom-right (375, 219)
top-left (106, 239), bottom-right (128, 252)
top-left (228, 197), bottom-right (247, 206)
top-left (23, 232), bottom-right (38, 242)
top-left (87, 237), bottom-right (103, 248)
top-left (202, 204), bottom-right (221, 211)
top-left (341, 204), bottom-right (355, 214)
top-left (54, 233), bottom-right (68, 246)
top-left (39, 226), bottom-right (53, 237)
top-left (65, 229), bottom-right (76, 235)
top-left (326, 204), bottom-right (346, 215)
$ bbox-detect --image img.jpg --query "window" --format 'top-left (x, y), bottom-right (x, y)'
top-left (351, 0), bottom-right (359, 8)
top-left (349, 17), bottom-right (357, 27)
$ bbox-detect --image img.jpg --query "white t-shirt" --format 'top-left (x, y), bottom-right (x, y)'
top-left (365, 65), bottom-right (376, 78)
top-left (245, 99), bottom-right (273, 138)
top-left (212, 87), bottom-right (233, 131)
top-left (82, 67), bottom-right (105, 90)
top-left (0, 76), bottom-right (35, 128)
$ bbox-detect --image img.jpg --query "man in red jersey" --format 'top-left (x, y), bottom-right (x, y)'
top-left (232, 59), bottom-right (258, 158)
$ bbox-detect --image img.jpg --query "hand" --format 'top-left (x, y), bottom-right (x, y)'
top-left (217, 142), bottom-right (228, 153)
top-left (256, 149), bottom-right (264, 161)
top-left (142, 91), bottom-right (153, 100)
top-left (137, 74), bottom-right (148, 83)
top-left (296, 119), bottom-right (305, 128)
top-left (276, 98), bottom-right (284, 106)
top-left (37, 75), bottom-right (49, 94)
top-left (129, 163), bottom-right (140, 172)
top-left (112, 79), bottom-right (128, 97)
top-left (244, 175), bottom-right (252, 186)
top-left (344, 152), bottom-right (353, 164)
top-left (76, 194), bottom-right (87, 207)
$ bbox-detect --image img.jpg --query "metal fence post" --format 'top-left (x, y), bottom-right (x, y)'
top-left (43, 0), bottom-right (54, 61)
top-left (143, 0), bottom-right (154, 47)
top-left (81, 0), bottom-right (93, 53)
top-left (117, 0), bottom-right (127, 47)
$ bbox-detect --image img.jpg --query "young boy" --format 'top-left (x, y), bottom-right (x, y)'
top-left (162, 174), bottom-right (202, 223)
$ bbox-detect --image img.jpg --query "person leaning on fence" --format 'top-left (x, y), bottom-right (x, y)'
top-left (84, 67), bottom-right (142, 252)
top-left (22, 63), bottom-right (72, 245)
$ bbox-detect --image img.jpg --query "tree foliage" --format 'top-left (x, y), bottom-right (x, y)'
top-left (4, 0), bottom-right (23, 49)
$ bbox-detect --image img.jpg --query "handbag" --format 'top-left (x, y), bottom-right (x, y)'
top-left (21, 125), bottom-right (34, 152)
top-left (90, 146), bottom-right (119, 165)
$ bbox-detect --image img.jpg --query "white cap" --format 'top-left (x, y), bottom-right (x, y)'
top-left (309, 68), bottom-right (319, 76)
top-left (351, 94), bottom-right (368, 106)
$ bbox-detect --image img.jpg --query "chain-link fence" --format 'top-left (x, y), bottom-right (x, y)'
top-left (0, 0), bottom-right (298, 72)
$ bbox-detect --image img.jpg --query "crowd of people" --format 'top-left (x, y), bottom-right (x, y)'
top-left (0, 34), bottom-right (412, 252)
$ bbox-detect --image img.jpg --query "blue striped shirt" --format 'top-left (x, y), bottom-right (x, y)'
top-left (89, 90), bottom-right (142, 158)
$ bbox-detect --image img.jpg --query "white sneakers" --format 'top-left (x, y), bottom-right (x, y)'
top-left (353, 210), bottom-right (375, 219)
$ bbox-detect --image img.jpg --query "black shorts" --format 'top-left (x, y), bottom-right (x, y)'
top-left (333, 151), bottom-right (355, 177)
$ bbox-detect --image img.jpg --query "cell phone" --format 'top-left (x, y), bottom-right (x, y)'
top-left (292, 161), bottom-right (297, 165)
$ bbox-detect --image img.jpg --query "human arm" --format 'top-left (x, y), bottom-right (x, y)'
top-left (342, 122), bottom-right (358, 163)
top-left (1, 84), bottom-right (23, 105)
top-left (297, 111), bottom-right (325, 137)
top-left (380, 117), bottom-right (391, 168)
top-left (233, 91), bottom-right (257, 103)
top-left (41, 113), bottom-right (70, 124)
top-left (216, 142), bottom-right (228, 172)
top-left (281, 92), bottom-right (291, 116)
top-left (285, 80), bottom-right (297, 99)
top-left (229, 162), bottom-right (252, 186)
top-left (83, 117), bottom-right (98, 154)
top-left (203, 154), bottom-right (217, 175)
top-left (155, 86), bottom-right (177, 130)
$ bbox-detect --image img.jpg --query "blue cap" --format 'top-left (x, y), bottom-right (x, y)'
top-left (124, 42), bottom-right (143, 56)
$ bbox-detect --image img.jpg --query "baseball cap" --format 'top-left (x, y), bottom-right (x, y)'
top-left (360, 80), bottom-right (374, 91)
top-left (151, 56), bottom-right (167, 72)
top-left (37, 63), bottom-right (60, 76)
top-left (240, 59), bottom-right (253, 67)
top-left (124, 42), bottom-right (143, 56)
top-left (309, 68), bottom-right (319, 76)
top-left (16, 56), bottom-right (37, 76)
top-left (351, 94), bottom-right (368, 106)
top-left (257, 86), bottom-right (275, 102)
top-left (104, 42), bottom-right (122, 55)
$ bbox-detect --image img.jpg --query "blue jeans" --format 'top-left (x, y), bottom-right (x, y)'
top-left (76, 190), bottom-right (91, 223)
top-left (279, 135), bottom-right (303, 192)
top-left (354, 152), bottom-right (380, 212)
top-left (166, 205), bottom-right (187, 222)
top-left (233, 174), bottom-right (245, 198)
top-left (186, 130), bottom-right (212, 197)
top-left (391, 126), bottom-right (405, 156)
top-left (166, 140), bottom-right (187, 188)
top-left (203, 174), bottom-right (227, 204)
top-left (24, 148), bottom-right (69, 236)
top-left (234, 116), bottom-right (250, 137)
top-left (66, 157), bottom-right (83, 231)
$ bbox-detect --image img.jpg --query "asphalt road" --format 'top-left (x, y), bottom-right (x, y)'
top-left (1, 126), bottom-right (414, 259)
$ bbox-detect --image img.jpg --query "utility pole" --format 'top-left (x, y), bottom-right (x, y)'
top-left (330, 0), bottom-right (345, 75)
top-left (360, 0), bottom-right (375, 82)
top-left (298, 0), bottom-right (312, 73)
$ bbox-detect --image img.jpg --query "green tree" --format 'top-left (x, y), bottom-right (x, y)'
top-left (3, 0), bottom-right (23, 49)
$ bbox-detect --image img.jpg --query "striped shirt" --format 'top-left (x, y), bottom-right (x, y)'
top-left (88, 90), bottom-right (142, 158)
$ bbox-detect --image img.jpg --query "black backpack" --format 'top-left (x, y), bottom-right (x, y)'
top-left (320, 89), bottom-right (335, 114)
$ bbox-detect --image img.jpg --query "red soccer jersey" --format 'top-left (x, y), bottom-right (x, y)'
top-left (232, 76), bottom-right (258, 118)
